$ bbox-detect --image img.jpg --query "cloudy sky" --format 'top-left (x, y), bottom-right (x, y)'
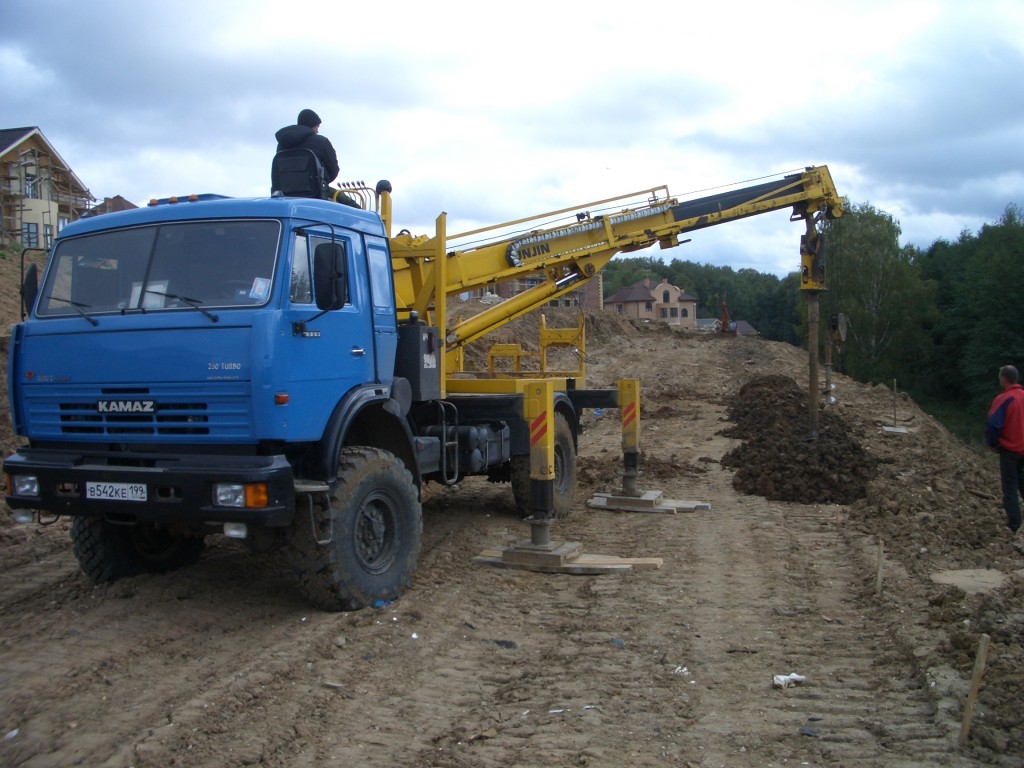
top-left (3, 0), bottom-right (1022, 276)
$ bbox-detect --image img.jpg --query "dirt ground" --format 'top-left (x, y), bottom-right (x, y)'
top-left (1, 293), bottom-right (1023, 767)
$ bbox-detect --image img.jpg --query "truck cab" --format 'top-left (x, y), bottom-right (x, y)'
top-left (6, 194), bottom-right (427, 610)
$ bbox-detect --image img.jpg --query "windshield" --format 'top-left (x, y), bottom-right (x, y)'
top-left (36, 219), bottom-right (281, 318)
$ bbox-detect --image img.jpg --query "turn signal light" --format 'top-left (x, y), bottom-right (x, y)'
top-left (245, 483), bottom-right (269, 508)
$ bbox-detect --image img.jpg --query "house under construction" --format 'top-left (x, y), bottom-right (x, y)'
top-left (1, 127), bottom-right (93, 250)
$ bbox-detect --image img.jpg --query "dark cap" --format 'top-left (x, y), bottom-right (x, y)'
top-left (297, 109), bottom-right (321, 128)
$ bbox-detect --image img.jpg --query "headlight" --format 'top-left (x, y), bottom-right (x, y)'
top-left (12, 475), bottom-right (40, 497)
top-left (214, 483), bottom-right (245, 507)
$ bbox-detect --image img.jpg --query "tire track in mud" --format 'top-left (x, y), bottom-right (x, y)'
top-left (575, 391), bottom-right (980, 768)
top-left (0, 522), bottom-right (82, 614)
top-left (0, 539), bottom-right (316, 768)
top-left (0, 488), bottom-right (528, 767)
top-left (0, 326), bottom-right (999, 767)
top-left (122, 487), bottom-right (706, 767)
top-left (89, 492), bottom-right (527, 767)
top-left (324, 531), bottom-right (700, 767)
top-left (0, 493), bottom-right (985, 767)
top-left (659, 441), bottom-right (977, 768)
top-left (37, 465), bottom-right (973, 767)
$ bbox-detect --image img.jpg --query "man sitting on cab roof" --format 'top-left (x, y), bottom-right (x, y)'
top-left (274, 109), bottom-right (340, 184)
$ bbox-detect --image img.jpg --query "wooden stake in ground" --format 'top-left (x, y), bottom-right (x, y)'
top-left (893, 378), bottom-right (898, 426)
top-left (959, 633), bottom-right (991, 747)
top-left (875, 539), bottom-right (884, 595)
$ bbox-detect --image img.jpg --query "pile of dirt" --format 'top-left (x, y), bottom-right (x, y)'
top-left (451, 302), bottom-right (649, 373)
top-left (583, 309), bottom-right (646, 342)
top-left (720, 374), bottom-right (877, 504)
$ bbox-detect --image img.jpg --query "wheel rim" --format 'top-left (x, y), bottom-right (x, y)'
top-left (353, 492), bottom-right (397, 573)
top-left (127, 525), bottom-right (178, 560)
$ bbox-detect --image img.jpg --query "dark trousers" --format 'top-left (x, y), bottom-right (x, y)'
top-left (999, 448), bottom-right (1024, 532)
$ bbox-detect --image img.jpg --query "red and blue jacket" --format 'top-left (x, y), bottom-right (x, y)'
top-left (986, 383), bottom-right (1024, 454)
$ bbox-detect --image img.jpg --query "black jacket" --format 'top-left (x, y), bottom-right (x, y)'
top-left (274, 124), bottom-right (340, 183)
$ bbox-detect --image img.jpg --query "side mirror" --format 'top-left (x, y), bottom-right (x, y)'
top-left (313, 242), bottom-right (347, 311)
top-left (21, 263), bottom-right (39, 320)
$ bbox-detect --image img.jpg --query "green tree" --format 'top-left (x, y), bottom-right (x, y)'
top-left (915, 231), bottom-right (976, 401)
top-left (758, 272), bottom-right (801, 345)
top-left (824, 203), bottom-right (936, 383)
top-left (959, 205), bottom-right (1024, 411)
top-left (601, 256), bottom-right (662, 299)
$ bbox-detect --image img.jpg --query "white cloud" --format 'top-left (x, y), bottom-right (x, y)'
top-left (2, 0), bottom-right (1022, 276)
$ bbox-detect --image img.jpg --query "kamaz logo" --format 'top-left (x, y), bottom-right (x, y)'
top-left (97, 400), bottom-right (156, 414)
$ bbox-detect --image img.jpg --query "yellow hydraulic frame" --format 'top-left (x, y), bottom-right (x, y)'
top-left (384, 166), bottom-right (842, 389)
top-left (343, 167), bottom-right (843, 500)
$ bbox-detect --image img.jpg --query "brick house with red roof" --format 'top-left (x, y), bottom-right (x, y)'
top-left (604, 277), bottom-right (697, 329)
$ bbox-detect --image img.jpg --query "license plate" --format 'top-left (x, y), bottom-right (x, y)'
top-left (86, 482), bottom-right (148, 502)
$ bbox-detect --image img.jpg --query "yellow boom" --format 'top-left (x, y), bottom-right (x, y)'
top-left (386, 166), bottom-right (842, 354)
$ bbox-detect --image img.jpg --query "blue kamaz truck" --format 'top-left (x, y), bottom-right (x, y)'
top-left (3, 168), bottom-right (842, 609)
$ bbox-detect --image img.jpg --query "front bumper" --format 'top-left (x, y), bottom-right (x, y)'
top-left (4, 447), bottom-right (296, 527)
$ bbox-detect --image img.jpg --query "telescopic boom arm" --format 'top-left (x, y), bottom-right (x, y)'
top-left (388, 166), bottom-right (843, 351)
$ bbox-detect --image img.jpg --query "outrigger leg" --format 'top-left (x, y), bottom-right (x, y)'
top-left (475, 379), bottom-right (662, 574)
top-left (587, 379), bottom-right (711, 514)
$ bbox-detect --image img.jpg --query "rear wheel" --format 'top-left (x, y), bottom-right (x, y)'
top-left (511, 411), bottom-right (577, 519)
top-left (70, 518), bottom-right (205, 583)
top-left (287, 447), bottom-right (422, 612)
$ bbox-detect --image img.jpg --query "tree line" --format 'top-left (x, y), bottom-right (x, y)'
top-left (600, 202), bottom-right (1024, 441)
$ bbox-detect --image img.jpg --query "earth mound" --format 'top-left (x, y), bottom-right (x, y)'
top-left (720, 374), bottom-right (877, 504)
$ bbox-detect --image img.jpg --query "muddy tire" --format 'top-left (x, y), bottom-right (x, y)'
top-left (70, 517), bottom-right (205, 583)
top-left (510, 411), bottom-right (576, 519)
top-left (287, 447), bottom-right (422, 612)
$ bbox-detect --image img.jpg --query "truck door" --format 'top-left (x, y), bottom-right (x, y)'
top-left (283, 230), bottom-right (374, 439)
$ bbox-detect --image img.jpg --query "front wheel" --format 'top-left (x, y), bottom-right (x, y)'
top-left (287, 447), bottom-right (422, 612)
top-left (70, 518), bottom-right (205, 583)
top-left (511, 411), bottom-right (577, 519)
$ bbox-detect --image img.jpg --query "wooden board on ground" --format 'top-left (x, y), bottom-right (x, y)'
top-left (500, 540), bottom-right (582, 567)
top-left (587, 490), bottom-right (711, 513)
top-left (474, 548), bottom-right (663, 574)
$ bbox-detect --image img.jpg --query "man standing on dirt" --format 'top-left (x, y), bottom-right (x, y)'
top-left (985, 364), bottom-right (1024, 532)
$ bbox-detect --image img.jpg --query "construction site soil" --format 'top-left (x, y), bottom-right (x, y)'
top-left (1, 287), bottom-right (1023, 767)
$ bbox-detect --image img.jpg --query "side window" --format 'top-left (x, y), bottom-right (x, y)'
top-left (367, 242), bottom-right (393, 311)
top-left (290, 235), bottom-right (312, 303)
